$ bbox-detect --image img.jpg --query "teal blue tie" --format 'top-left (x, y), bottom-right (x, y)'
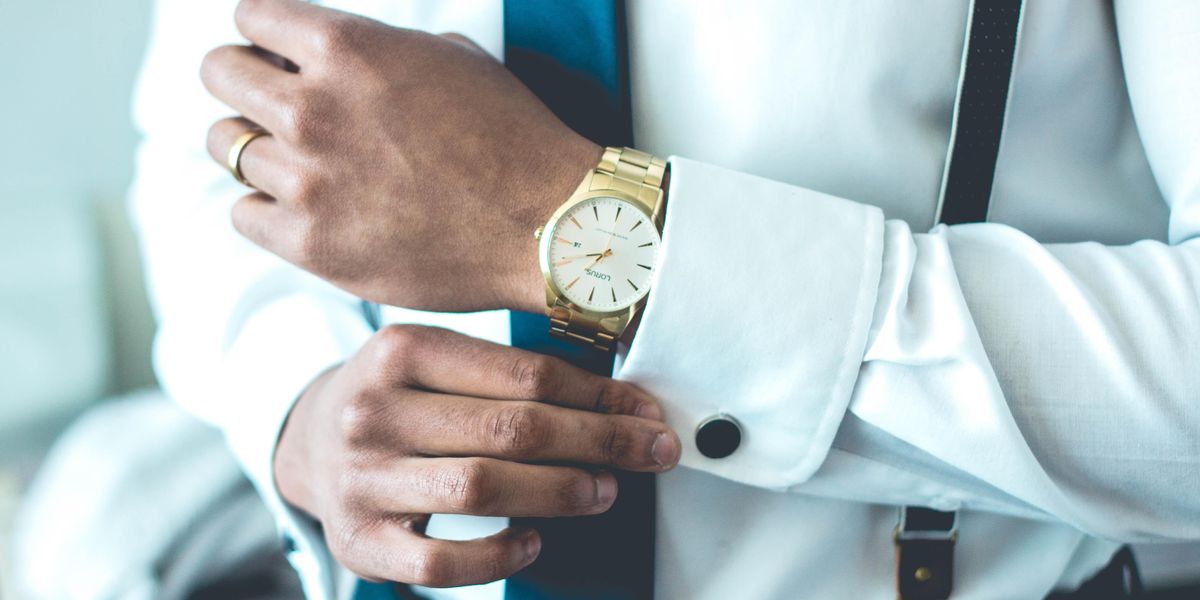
top-left (357, 3), bottom-right (652, 598)
top-left (505, 1), bottom-right (655, 599)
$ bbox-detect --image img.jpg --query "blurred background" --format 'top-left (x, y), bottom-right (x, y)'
top-left (1, 3), bottom-right (304, 598)
top-left (1, 1), bottom-right (1198, 599)
top-left (0, 0), bottom-right (156, 594)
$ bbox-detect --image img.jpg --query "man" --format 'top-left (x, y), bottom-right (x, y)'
top-left (131, 0), bottom-right (1200, 598)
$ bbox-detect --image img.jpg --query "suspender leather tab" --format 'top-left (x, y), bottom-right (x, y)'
top-left (895, 507), bottom-right (958, 600)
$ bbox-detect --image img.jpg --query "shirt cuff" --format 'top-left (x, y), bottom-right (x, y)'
top-left (615, 157), bottom-right (885, 489)
top-left (216, 293), bottom-right (373, 600)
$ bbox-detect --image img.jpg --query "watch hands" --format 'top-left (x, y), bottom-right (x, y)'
top-left (584, 248), bottom-right (614, 270)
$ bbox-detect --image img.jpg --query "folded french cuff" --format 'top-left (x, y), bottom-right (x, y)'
top-left (616, 157), bottom-right (885, 489)
top-left (216, 293), bottom-right (373, 599)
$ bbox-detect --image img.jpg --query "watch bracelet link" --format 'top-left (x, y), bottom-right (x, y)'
top-left (549, 297), bottom-right (619, 352)
top-left (547, 147), bottom-right (666, 351)
top-left (590, 146), bottom-right (667, 217)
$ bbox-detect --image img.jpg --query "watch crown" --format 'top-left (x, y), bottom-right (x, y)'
top-left (533, 225), bottom-right (544, 240)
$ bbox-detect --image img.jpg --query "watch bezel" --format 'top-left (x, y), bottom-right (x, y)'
top-left (538, 186), bottom-right (661, 319)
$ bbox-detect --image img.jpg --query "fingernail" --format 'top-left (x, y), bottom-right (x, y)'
top-left (523, 531), bottom-right (541, 562)
top-left (594, 472), bottom-right (617, 504)
top-left (651, 432), bottom-right (678, 468)
top-left (635, 402), bottom-right (663, 421)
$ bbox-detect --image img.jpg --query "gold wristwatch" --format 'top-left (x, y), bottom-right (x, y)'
top-left (533, 147), bottom-right (667, 352)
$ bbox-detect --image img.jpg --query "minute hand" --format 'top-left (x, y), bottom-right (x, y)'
top-left (584, 248), bottom-right (614, 269)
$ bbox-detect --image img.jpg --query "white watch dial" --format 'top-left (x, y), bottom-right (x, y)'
top-left (546, 196), bottom-right (661, 311)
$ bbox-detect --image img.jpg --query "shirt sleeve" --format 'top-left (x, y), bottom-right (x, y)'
top-left (129, 2), bottom-right (372, 598)
top-left (616, 1), bottom-right (1200, 543)
top-left (131, 3), bottom-right (508, 598)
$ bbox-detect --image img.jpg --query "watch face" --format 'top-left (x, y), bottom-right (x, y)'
top-left (546, 196), bottom-right (661, 312)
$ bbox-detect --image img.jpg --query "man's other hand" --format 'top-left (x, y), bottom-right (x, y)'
top-left (273, 325), bottom-right (680, 587)
top-left (201, 0), bottom-right (601, 314)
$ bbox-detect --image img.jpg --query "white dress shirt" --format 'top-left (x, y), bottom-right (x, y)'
top-left (129, 1), bottom-right (1200, 598)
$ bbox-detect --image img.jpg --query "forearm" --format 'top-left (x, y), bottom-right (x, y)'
top-left (840, 219), bottom-right (1200, 538)
top-left (615, 157), bottom-right (1200, 541)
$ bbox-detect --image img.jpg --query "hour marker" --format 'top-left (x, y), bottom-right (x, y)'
top-left (570, 216), bottom-right (582, 229)
top-left (611, 288), bottom-right (617, 302)
top-left (567, 276), bottom-right (580, 289)
top-left (615, 207), bottom-right (622, 222)
top-left (553, 258), bottom-right (576, 267)
top-left (555, 237), bottom-right (573, 245)
top-left (638, 242), bottom-right (653, 248)
top-left (593, 206), bottom-right (599, 221)
top-left (588, 287), bottom-right (595, 302)
top-left (637, 264), bottom-right (652, 270)
top-left (627, 278), bottom-right (639, 291)
top-left (630, 220), bottom-right (643, 232)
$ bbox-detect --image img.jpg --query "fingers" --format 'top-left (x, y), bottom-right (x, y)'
top-left (200, 44), bottom-right (293, 132)
top-left (363, 457), bottom-right (618, 517)
top-left (401, 393), bottom-right (680, 472)
top-left (207, 117), bottom-right (292, 196)
top-left (234, 0), bottom-right (366, 64)
top-left (341, 524), bottom-right (539, 588)
top-left (366, 325), bottom-right (663, 420)
top-left (231, 192), bottom-right (293, 254)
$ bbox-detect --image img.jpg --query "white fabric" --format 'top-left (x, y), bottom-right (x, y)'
top-left (129, 1), bottom-right (1200, 599)
top-left (11, 390), bottom-right (262, 600)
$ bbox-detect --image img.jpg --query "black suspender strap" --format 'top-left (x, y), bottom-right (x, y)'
top-left (899, 2), bottom-right (1023, 599)
top-left (934, 0), bottom-right (1024, 226)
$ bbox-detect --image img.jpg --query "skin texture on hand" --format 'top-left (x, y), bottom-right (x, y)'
top-left (274, 325), bottom-right (680, 587)
top-left (201, 0), bottom-right (601, 314)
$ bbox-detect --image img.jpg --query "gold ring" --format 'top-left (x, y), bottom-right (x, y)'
top-left (226, 128), bottom-right (270, 187)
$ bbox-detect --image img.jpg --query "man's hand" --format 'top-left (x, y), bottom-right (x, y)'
top-left (201, 0), bottom-right (601, 314)
top-left (274, 325), bottom-right (680, 587)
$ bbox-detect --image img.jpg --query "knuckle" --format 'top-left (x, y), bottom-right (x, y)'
top-left (328, 517), bottom-right (375, 566)
top-left (230, 195), bottom-right (268, 244)
top-left (436, 459), bottom-right (494, 513)
top-left (229, 197), bottom-right (252, 236)
top-left (371, 325), bottom-right (422, 366)
top-left (204, 122), bottom-right (225, 159)
top-left (486, 404), bottom-right (545, 457)
top-left (293, 214), bottom-right (327, 266)
top-left (591, 382), bottom-right (627, 414)
top-left (289, 167), bottom-right (326, 207)
top-left (278, 93), bottom-right (324, 144)
top-left (233, 0), bottom-right (263, 28)
top-left (334, 469), bottom-right (374, 512)
top-left (509, 355), bottom-right (555, 400)
top-left (600, 424), bottom-right (632, 465)
top-left (312, 15), bottom-right (364, 57)
top-left (358, 325), bottom-right (425, 384)
top-left (282, 169), bottom-right (318, 206)
top-left (293, 217), bottom-right (346, 280)
top-left (439, 32), bottom-right (481, 52)
top-left (337, 390), bottom-right (383, 446)
top-left (198, 45), bottom-right (230, 84)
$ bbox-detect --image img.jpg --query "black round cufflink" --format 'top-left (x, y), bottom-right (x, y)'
top-left (695, 414), bottom-right (741, 459)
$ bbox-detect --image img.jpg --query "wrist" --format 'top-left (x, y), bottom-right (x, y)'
top-left (509, 135), bottom-right (603, 315)
top-left (273, 364), bottom-right (339, 519)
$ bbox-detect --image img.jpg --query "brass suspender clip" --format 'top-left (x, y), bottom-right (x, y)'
top-left (894, 507), bottom-right (958, 600)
